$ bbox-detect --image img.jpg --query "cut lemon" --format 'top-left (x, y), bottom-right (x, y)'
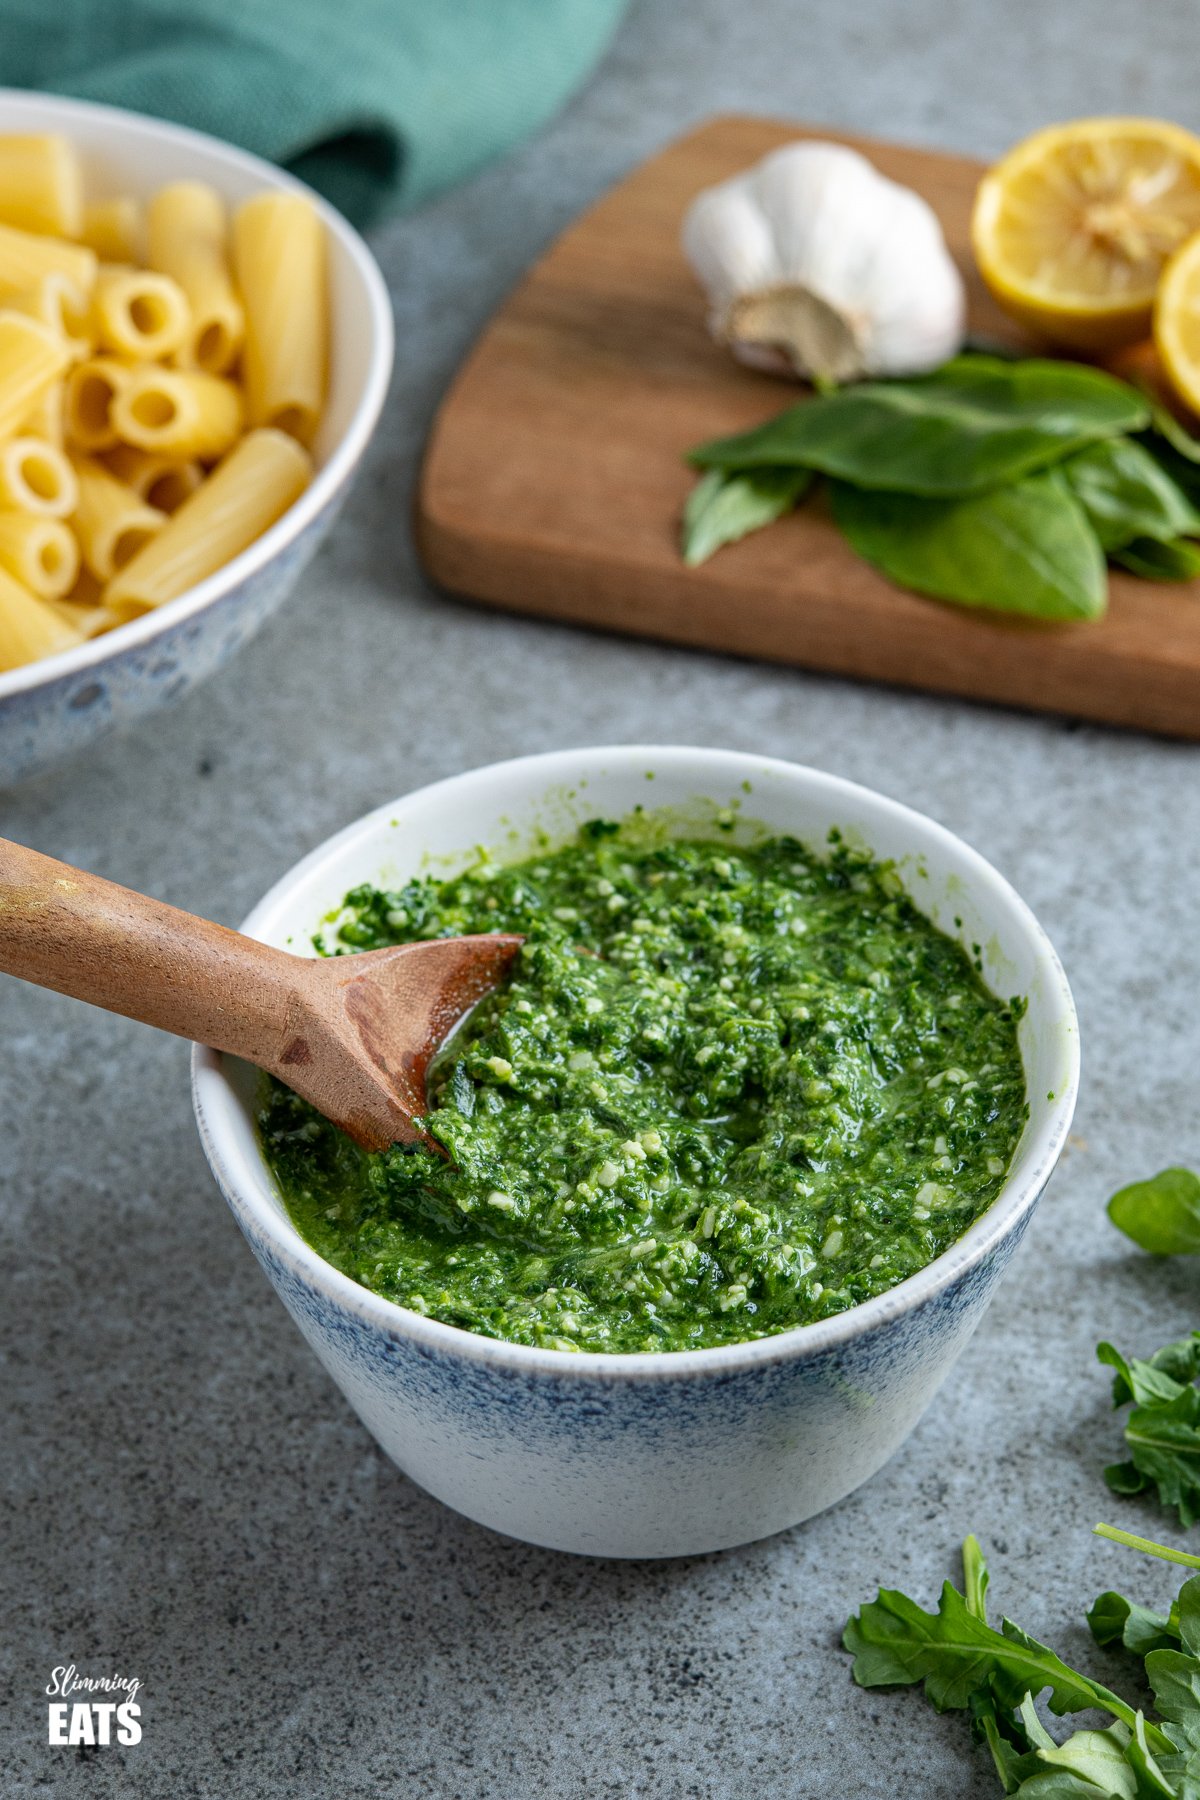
top-left (1155, 232), bottom-right (1200, 413)
top-left (972, 117), bottom-right (1200, 351)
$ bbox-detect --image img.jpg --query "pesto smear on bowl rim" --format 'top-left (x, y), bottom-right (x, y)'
top-left (259, 820), bottom-right (1028, 1355)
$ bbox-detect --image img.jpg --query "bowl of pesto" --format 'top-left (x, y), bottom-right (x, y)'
top-left (192, 746), bottom-right (1078, 1557)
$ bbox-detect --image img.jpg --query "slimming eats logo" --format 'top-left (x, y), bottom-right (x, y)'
top-left (46, 1666), bottom-right (142, 1746)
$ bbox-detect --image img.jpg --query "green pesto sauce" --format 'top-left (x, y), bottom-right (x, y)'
top-left (260, 823), bottom-right (1028, 1354)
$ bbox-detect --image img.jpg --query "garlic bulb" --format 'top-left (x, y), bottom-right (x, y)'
top-left (682, 141), bottom-right (966, 382)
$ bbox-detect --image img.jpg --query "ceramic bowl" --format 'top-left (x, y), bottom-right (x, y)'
top-left (192, 746), bottom-right (1078, 1558)
top-left (0, 89), bottom-right (393, 784)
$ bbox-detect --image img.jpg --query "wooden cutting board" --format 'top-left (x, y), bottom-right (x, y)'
top-left (417, 114), bottom-right (1200, 739)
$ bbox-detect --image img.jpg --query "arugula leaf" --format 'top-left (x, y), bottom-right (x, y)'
top-left (1096, 1337), bottom-right (1200, 1528)
top-left (1145, 1591), bottom-right (1200, 1798)
top-left (1099, 1337), bottom-right (1200, 1408)
top-left (1128, 1712), bottom-right (1183, 1799)
top-left (1062, 437), bottom-right (1200, 552)
top-left (680, 466), bottom-right (813, 566)
top-left (1107, 1390), bottom-right (1200, 1529)
top-left (830, 470), bottom-right (1107, 623)
top-left (844, 1572), bottom-right (1140, 1725)
top-left (688, 355), bottom-right (1150, 497)
top-left (1032, 1723), bottom-right (1138, 1797)
top-left (1113, 537), bottom-right (1200, 580)
top-left (1109, 1170), bottom-right (1200, 1256)
top-left (1088, 1589), bottom-right (1180, 1657)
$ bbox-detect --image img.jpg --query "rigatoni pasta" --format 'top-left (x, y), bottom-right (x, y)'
top-left (65, 358), bottom-right (131, 452)
top-left (105, 445), bottom-right (203, 515)
top-left (0, 136), bottom-right (83, 238)
top-left (0, 223), bottom-right (95, 299)
top-left (0, 510), bottom-right (78, 598)
top-left (0, 563), bottom-right (82, 670)
top-left (0, 436), bottom-right (77, 516)
top-left (0, 133), bottom-right (328, 675)
top-left (71, 456), bottom-right (167, 583)
top-left (233, 193), bottom-right (327, 443)
top-left (91, 267), bottom-right (190, 360)
top-left (111, 367), bottom-right (243, 461)
top-left (5, 274), bottom-right (90, 361)
top-left (105, 429), bottom-right (311, 617)
top-left (146, 182), bottom-right (244, 374)
top-left (22, 379), bottom-right (65, 448)
top-left (80, 196), bottom-right (142, 263)
top-left (0, 314), bottom-right (69, 442)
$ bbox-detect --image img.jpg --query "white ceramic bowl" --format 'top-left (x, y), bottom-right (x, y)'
top-left (193, 746), bottom-right (1079, 1558)
top-left (0, 90), bottom-right (393, 783)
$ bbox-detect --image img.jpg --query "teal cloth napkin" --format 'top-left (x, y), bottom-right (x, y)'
top-left (3, 0), bottom-right (629, 226)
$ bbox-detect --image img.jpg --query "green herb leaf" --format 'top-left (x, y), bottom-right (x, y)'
top-left (1088, 1590), bottom-right (1181, 1657)
top-left (844, 1576), bottom-right (1138, 1725)
top-left (688, 355), bottom-right (1150, 497)
top-left (830, 470), bottom-right (1107, 622)
top-left (1097, 1337), bottom-right (1200, 1529)
top-left (847, 1537), bottom-right (1200, 1797)
top-left (1140, 395), bottom-right (1200, 466)
top-left (1062, 437), bottom-right (1200, 551)
top-left (1099, 1336), bottom-right (1200, 1408)
top-left (1109, 1170), bottom-right (1200, 1255)
top-left (1113, 536), bottom-right (1200, 581)
top-left (680, 466), bottom-right (813, 566)
top-left (1031, 1723), bottom-right (1138, 1797)
top-left (1126, 1711), bottom-right (1182, 1799)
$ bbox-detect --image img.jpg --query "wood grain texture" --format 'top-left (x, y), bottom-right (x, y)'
top-left (417, 114), bottom-right (1200, 738)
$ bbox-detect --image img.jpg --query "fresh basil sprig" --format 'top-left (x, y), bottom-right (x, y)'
top-left (690, 355), bottom-right (1150, 497)
top-left (1109, 1168), bottom-right (1200, 1257)
top-left (680, 353), bottom-right (1200, 615)
top-left (831, 469), bottom-right (1106, 622)
top-left (681, 466), bottom-right (812, 565)
top-left (1114, 537), bottom-right (1200, 581)
top-left (1062, 436), bottom-right (1200, 551)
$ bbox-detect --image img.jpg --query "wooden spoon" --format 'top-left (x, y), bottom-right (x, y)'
top-left (0, 836), bottom-right (523, 1151)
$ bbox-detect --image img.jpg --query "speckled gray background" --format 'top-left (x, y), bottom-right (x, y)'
top-left (4, 2), bottom-right (1200, 1793)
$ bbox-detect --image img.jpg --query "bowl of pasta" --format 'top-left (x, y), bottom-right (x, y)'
top-left (0, 89), bottom-right (393, 783)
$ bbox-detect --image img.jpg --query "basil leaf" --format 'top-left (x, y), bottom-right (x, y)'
top-left (681, 466), bottom-right (812, 566)
top-left (1113, 536), bottom-right (1200, 581)
top-left (831, 470), bottom-right (1107, 622)
top-left (689, 355), bottom-right (1149, 497)
top-left (1109, 1168), bottom-right (1200, 1255)
top-left (1141, 394), bottom-right (1200, 464)
top-left (1062, 437), bottom-right (1200, 551)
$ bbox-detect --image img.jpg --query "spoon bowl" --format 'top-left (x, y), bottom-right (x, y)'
top-left (0, 834), bottom-right (522, 1146)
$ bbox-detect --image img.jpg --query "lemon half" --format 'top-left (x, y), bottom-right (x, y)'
top-left (973, 117), bottom-right (1200, 351)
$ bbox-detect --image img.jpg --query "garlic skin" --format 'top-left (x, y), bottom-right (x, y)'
top-left (682, 141), bottom-right (967, 382)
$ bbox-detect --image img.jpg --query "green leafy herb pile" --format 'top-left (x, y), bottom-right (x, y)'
top-left (1096, 1167), bottom-right (1200, 1531)
top-left (1098, 1335), bottom-right (1200, 1528)
top-left (844, 1526), bottom-right (1200, 1796)
top-left (682, 354), bottom-right (1200, 620)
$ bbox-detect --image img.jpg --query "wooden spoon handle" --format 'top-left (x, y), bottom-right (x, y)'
top-left (0, 835), bottom-right (309, 1064)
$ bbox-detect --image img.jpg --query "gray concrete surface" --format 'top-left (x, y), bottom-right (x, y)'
top-left (4, 2), bottom-right (1200, 1793)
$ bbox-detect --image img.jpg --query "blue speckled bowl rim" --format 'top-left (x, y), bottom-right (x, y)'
top-left (192, 746), bottom-right (1080, 1386)
top-left (0, 88), bottom-right (394, 711)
